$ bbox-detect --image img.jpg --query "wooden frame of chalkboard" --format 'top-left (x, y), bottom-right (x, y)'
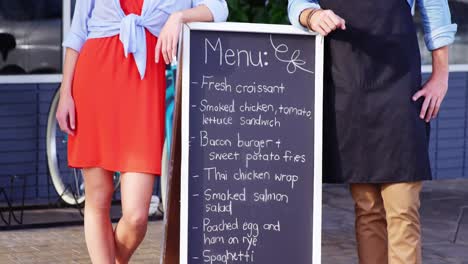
top-left (179, 22), bottom-right (324, 264)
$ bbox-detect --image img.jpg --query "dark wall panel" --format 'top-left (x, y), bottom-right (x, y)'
top-left (424, 72), bottom-right (468, 179)
top-left (0, 83), bottom-right (58, 203)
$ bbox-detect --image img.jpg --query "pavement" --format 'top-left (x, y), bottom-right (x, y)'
top-left (322, 179), bottom-right (468, 264)
top-left (1, 179), bottom-right (468, 264)
top-left (0, 221), bottom-right (162, 264)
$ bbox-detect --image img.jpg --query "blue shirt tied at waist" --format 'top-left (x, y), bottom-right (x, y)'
top-left (63, 0), bottom-right (229, 79)
top-left (288, 0), bottom-right (457, 51)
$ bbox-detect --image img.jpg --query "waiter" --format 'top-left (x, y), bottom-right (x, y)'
top-left (288, 0), bottom-right (457, 263)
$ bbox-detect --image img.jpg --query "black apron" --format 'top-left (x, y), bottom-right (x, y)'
top-left (320, 0), bottom-right (432, 183)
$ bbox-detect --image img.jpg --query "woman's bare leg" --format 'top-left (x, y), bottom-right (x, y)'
top-left (114, 172), bottom-right (155, 264)
top-left (82, 167), bottom-right (116, 264)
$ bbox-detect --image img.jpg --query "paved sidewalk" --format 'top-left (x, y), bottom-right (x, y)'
top-left (0, 221), bottom-right (162, 264)
top-left (322, 179), bottom-right (468, 264)
top-left (1, 179), bottom-right (468, 263)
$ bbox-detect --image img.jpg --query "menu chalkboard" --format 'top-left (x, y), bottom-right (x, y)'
top-left (179, 22), bottom-right (323, 264)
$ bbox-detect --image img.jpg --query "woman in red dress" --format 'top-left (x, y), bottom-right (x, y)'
top-left (56, 0), bottom-right (228, 262)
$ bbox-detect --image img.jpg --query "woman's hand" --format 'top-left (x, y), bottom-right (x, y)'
top-left (303, 9), bottom-right (346, 36)
top-left (155, 12), bottom-right (184, 64)
top-left (56, 89), bottom-right (76, 136)
top-left (412, 46), bottom-right (450, 123)
top-left (412, 74), bottom-right (448, 123)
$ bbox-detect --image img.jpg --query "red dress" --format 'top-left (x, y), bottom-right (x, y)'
top-left (67, 0), bottom-right (166, 175)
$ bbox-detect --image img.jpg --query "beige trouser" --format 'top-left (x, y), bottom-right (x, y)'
top-left (350, 182), bottom-right (423, 264)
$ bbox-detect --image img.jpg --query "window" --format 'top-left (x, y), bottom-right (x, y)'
top-left (0, 0), bottom-right (63, 75)
top-left (415, 0), bottom-right (468, 65)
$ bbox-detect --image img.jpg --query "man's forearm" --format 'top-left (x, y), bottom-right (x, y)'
top-left (431, 46), bottom-right (449, 81)
top-left (299, 8), bottom-right (313, 28)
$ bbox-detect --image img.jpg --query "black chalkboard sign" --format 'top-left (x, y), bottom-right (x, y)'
top-left (179, 22), bottom-right (323, 264)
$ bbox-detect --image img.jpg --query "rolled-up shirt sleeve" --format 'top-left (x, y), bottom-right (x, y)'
top-left (416, 0), bottom-right (457, 51)
top-left (288, 0), bottom-right (320, 31)
top-left (193, 0), bottom-right (229, 22)
top-left (62, 0), bottom-right (94, 52)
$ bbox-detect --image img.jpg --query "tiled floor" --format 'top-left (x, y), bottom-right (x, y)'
top-left (322, 180), bottom-right (468, 264)
top-left (0, 221), bottom-right (162, 264)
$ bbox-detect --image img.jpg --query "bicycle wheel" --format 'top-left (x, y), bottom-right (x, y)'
top-left (160, 65), bottom-right (177, 213)
top-left (160, 138), bottom-right (169, 213)
top-left (46, 88), bottom-right (120, 205)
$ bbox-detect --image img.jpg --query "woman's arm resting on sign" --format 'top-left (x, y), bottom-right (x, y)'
top-left (156, 4), bottom-right (226, 64)
top-left (412, 46), bottom-right (449, 122)
top-left (56, 48), bottom-right (79, 136)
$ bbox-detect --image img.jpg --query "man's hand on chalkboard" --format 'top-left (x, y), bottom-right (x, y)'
top-left (155, 12), bottom-right (183, 64)
top-left (306, 9), bottom-right (346, 36)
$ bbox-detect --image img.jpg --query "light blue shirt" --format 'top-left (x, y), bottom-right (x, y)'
top-left (288, 0), bottom-right (457, 51)
top-left (63, 0), bottom-right (228, 79)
